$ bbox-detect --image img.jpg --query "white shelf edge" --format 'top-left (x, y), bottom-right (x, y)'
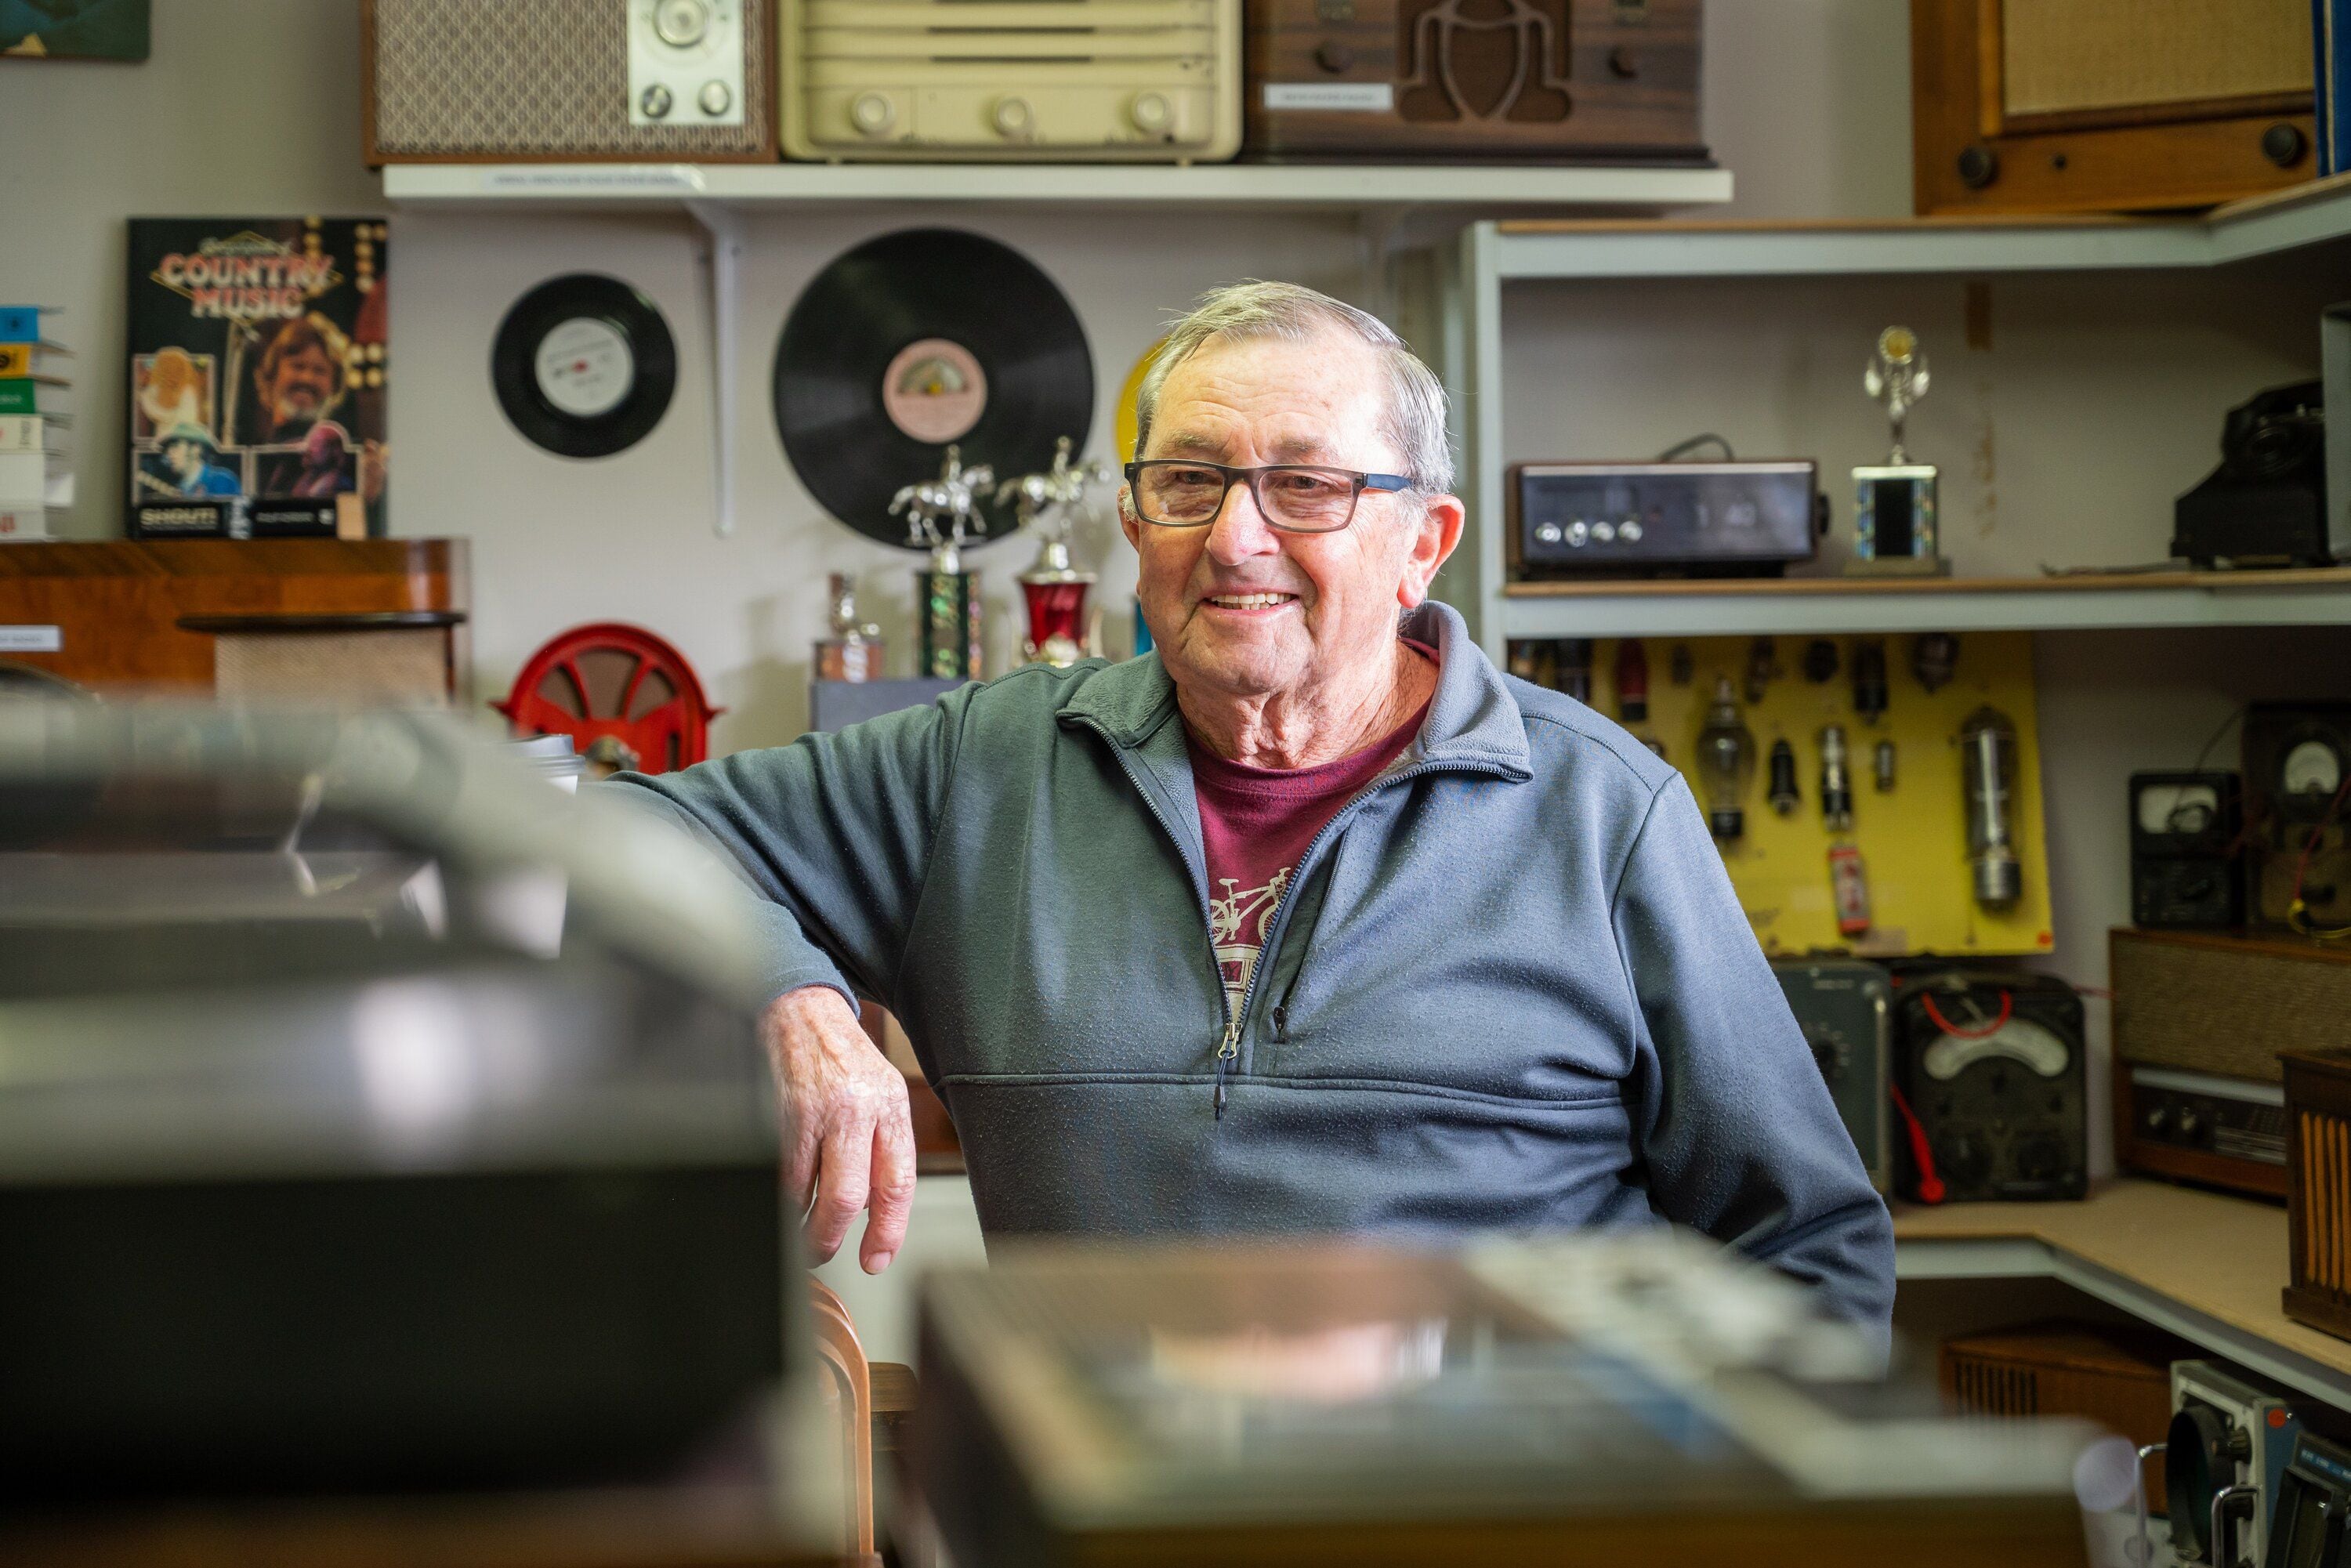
top-left (1498, 581), bottom-right (2351, 639)
top-left (381, 160), bottom-right (1733, 210)
top-left (1489, 176), bottom-right (2351, 281)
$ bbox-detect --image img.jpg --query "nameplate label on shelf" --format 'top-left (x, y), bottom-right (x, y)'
top-left (0, 625), bottom-right (63, 653)
top-left (480, 166), bottom-right (705, 195)
top-left (1263, 82), bottom-right (1395, 112)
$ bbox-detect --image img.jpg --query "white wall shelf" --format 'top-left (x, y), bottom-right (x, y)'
top-left (1500, 569), bottom-right (2351, 639)
top-left (1487, 170), bottom-right (2351, 281)
top-left (381, 160), bottom-right (1734, 211)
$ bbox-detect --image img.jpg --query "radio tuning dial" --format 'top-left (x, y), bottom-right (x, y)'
top-left (850, 92), bottom-right (896, 135)
top-left (1130, 92), bottom-right (1173, 134)
top-left (639, 83), bottom-right (675, 120)
top-left (654, 0), bottom-right (710, 48)
top-left (993, 96), bottom-right (1037, 139)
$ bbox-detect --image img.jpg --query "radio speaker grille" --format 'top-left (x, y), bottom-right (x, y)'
top-left (366, 0), bottom-right (776, 161)
top-left (2112, 929), bottom-right (2351, 1083)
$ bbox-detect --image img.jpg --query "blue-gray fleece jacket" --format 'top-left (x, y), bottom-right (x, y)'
top-left (610, 600), bottom-right (1896, 1338)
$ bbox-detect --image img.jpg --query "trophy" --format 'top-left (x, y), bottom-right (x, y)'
top-left (891, 445), bottom-right (992, 680)
top-left (1849, 325), bottom-right (1947, 576)
top-left (999, 436), bottom-right (1112, 668)
top-left (813, 573), bottom-right (884, 683)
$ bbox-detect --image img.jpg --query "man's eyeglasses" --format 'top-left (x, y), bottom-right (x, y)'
top-left (1123, 460), bottom-right (1413, 534)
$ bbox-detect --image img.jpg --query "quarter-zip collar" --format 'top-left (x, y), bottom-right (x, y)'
top-left (1056, 600), bottom-right (1536, 782)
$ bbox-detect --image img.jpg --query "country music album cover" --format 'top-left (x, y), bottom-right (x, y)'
top-left (2, 0), bottom-right (149, 59)
top-left (125, 216), bottom-right (388, 538)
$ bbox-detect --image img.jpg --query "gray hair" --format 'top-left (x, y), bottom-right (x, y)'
top-left (1132, 281), bottom-right (1455, 495)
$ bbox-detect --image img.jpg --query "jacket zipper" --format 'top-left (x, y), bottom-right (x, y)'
top-left (1074, 715), bottom-right (1509, 1120)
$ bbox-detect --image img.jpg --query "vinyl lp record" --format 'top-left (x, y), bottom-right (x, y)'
top-left (773, 229), bottom-right (1094, 549)
top-left (492, 274), bottom-right (676, 459)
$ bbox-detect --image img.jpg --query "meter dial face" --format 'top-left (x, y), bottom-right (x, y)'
top-left (2282, 737), bottom-right (2344, 799)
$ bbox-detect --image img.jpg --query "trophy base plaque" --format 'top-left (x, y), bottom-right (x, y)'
top-left (1849, 462), bottom-right (1943, 574)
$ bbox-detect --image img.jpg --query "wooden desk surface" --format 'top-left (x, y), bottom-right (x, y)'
top-left (1894, 1178), bottom-right (2351, 1382)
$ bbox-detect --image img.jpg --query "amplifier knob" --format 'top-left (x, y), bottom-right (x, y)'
top-left (1535, 522), bottom-right (1563, 545)
top-left (1619, 518), bottom-right (1643, 543)
top-left (639, 83), bottom-right (675, 120)
top-left (1591, 520), bottom-right (1615, 545)
top-left (1566, 520), bottom-right (1589, 548)
top-left (993, 96), bottom-right (1037, 140)
top-left (697, 80), bottom-right (733, 117)
top-left (654, 0), bottom-right (711, 48)
top-left (1130, 92), bottom-right (1173, 134)
top-left (850, 92), bottom-right (896, 136)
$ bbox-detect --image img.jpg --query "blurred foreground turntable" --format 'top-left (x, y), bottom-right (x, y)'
top-left (915, 1235), bottom-right (2095, 1567)
top-left (0, 704), bottom-right (844, 1557)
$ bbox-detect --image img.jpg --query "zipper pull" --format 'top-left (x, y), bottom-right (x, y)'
top-left (1214, 1012), bottom-right (1241, 1120)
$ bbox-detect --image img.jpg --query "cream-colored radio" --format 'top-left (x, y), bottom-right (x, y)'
top-left (782, 0), bottom-right (1241, 162)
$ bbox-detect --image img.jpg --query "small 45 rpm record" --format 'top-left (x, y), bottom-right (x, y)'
top-left (492, 274), bottom-right (676, 458)
top-left (773, 228), bottom-right (1094, 549)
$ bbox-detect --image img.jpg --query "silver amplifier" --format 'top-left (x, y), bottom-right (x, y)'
top-left (782, 0), bottom-right (1241, 161)
top-left (1508, 459), bottom-right (1825, 577)
top-left (365, 0), bottom-right (778, 163)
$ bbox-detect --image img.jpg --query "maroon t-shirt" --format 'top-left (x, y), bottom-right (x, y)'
top-left (1185, 657), bottom-right (1434, 1024)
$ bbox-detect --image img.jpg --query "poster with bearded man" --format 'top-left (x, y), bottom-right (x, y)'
top-left (125, 217), bottom-right (388, 538)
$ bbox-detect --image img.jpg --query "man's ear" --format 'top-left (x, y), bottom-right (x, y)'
top-left (1118, 485), bottom-right (1143, 554)
top-left (1396, 492), bottom-right (1465, 609)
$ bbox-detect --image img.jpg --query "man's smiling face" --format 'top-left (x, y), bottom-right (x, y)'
top-left (1122, 331), bottom-right (1429, 705)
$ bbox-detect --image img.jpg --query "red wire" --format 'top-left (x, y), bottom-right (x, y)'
top-left (1889, 1081), bottom-right (1945, 1205)
top-left (1921, 989), bottom-right (2012, 1039)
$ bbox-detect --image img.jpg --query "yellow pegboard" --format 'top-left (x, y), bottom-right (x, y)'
top-left (1588, 632), bottom-right (2052, 958)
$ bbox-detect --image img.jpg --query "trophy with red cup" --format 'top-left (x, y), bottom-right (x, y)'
top-left (999, 436), bottom-right (1112, 668)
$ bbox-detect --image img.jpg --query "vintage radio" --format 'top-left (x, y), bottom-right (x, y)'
top-left (1242, 0), bottom-right (1706, 162)
top-left (1508, 460), bottom-right (1824, 578)
top-left (2110, 928), bottom-right (2351, 1198)
top-left (2167, 1360), bottom-right (2302, 1568)
top-left (1772, 958), bottom-right (1891, 1194)
top-left (364, 0), bottom-right (778, 164)
top-left (2131, 771), bottom-right (2245, 930)
top-left (2266, 1431), bottom-right (2351, 1568)
top-left (2285, 1049), bottom-right (2351, 1343)
top-left (2244, 704), bottom-right (2351, 935)
top-left (1940, 1320), bottom-right (2192, 1476)
top-left (781, 0), bottom-right (1241, 161)
top-left (1892, 969), bottom-right (2086, 1204)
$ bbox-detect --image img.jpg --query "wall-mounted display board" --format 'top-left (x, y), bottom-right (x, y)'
top-left (1522, 630), bottom-right (2053, 958)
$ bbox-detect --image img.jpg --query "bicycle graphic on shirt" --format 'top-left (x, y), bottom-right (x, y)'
top-left (1211, 871), bottom-right (1290, 1011)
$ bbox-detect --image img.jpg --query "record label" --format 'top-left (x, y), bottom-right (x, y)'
top-left (773, 228), bottom-right (1094, 550)
top-left (882, 338), bottom-right (987, 444)
top-left (493, 274), bottom-right (675, 460)
top-left (534, 317), bottom-right (635, 418)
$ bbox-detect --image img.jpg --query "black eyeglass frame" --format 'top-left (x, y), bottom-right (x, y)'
top-left (1121, 459), bottom-right (1415, 534)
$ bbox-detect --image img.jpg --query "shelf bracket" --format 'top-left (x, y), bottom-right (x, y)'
top-left (686, 200), bottom-right (745, 538)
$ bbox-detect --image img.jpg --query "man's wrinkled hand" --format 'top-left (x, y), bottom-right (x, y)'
top-left (763, 986), bottom-right (916, 1273)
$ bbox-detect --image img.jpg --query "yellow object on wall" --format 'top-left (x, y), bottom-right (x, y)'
top-left (1584, 631), bottom-right (2053, 958)
top-left (1114, 336), bottom-right (1164, 462)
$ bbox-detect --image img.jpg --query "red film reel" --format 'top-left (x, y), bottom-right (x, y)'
top-left (494, 621), bottom-right (722, 775)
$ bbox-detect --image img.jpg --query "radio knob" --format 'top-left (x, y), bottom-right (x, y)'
top-left (1130, 92), bottom-right (1173, 134)
top-left (1567, 520), bottom-right (1589, 548)
top-left (1591, 520), bottom-right (1615, 545)
top-left (850, 92), bottom-right (896, 136)
top-left (697, 79), bottom-right (733, 116)
top-left (1619, 518), bottom-right (1644, 543)
top-left (639, 83), bottom-right (675, 120)
top-left (654, 0), bottom-right (711, 48)
top-left (2146, 1105), bottom-right (2172, 1137)
top-left (1534, 522), bottom-right (1563, 545)
top-left (1315, 42), bottom-right (1357, 72)
top-left (2176, 1107), bottom-right (2203, 1141)
top-left (993, 96), bottom-right (1037, 139)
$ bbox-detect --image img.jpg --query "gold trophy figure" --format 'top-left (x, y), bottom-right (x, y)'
top-left (999, 436), bottom-right (1113, 667)
top-left (1849, 326), bottom-right (1947, 576)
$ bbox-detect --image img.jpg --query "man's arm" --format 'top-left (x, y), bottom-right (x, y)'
top-left (1609, 775), bottom-right (1897, 1352)
top-left (601, 691), bottom-right (970, 1273)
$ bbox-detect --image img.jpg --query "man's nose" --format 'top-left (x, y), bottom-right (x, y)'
top-left (1204, 476), bottom-right (1281, 565)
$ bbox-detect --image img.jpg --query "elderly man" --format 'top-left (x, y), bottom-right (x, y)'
top-left (613, 281), bottom-right (1894, 1338)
